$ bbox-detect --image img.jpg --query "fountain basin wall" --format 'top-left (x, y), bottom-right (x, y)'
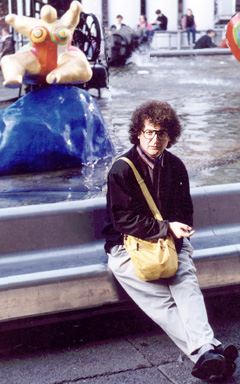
top-left (0, 183), bottom-right (239, 322)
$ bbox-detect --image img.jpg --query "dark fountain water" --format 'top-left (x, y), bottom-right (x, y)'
top-left (0, 51), bottom-right (240, 207)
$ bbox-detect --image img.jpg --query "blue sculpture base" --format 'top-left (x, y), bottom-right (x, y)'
top-left (0, 85), bottom-right (114, 175)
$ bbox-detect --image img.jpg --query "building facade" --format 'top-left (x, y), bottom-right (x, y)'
top-left (1, 0), bottom-right (237, 31)
top-left (81, 0), bottom-right (236, 31)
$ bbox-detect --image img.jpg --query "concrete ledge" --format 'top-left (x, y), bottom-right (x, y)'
top-left (0, 183), bottom-right (240, 322)
top-left (150, 48), bottom-right (231, 58)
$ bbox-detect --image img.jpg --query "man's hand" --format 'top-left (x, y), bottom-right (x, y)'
top-left (169, 222), bottom-right (195, 239)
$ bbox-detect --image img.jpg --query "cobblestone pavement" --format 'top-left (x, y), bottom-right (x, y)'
top-left (0, 295), bottom-right (239, 384)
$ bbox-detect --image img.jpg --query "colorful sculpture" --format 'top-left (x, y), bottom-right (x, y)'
top-left (0, 2), bottom-right (114, 175)
top-left (226, 13), bottom-right (240, 62)
top-left (0, 86), bottom-right (114, 175)
top-left (1, 1), bottom-right (93, 87)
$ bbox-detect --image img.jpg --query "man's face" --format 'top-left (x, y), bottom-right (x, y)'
top-left (116, 17), bottom-right (122, 24)
top-left (137, 121), bottom-right (170, 159)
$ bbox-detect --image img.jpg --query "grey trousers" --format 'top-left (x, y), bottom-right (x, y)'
top-left (108, 238), bottom-right (220, 363)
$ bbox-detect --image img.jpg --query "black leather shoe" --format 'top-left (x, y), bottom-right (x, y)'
top-left (215, 343), bottom-right (238, 362)
top-left (191, 350), bottom-right (225, 380)
top-left (215, 344), bottom-right (238, 378)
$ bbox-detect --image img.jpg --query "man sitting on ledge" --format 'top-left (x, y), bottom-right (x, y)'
top-left (103, 100), bottom-right (238, 381)
top-left (153, 9), bottom-right (168, 31)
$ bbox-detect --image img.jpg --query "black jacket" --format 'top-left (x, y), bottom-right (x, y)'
top-left (156, 14), bottom-right (168, 30)
top-left (103, 146), bottom-right (193, 253)
top-left (194, 35), bottom-right (217, 49)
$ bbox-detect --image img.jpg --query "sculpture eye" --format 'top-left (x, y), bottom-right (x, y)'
top-left (51, 26), bottom-right (71, 45)
top-left (30, 26), bottom-right (48, 43)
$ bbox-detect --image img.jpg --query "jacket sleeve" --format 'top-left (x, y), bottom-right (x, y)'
top-left (208, 36), bottom-right (217, 48)
top-left (107, 161), bottom-right (169, 240)
top-left (174, 162), bottom-right (193, 227)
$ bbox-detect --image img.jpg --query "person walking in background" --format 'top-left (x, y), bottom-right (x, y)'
top-left (103, 100), bottom-right (238, 381)
top-left (153, 9), bottom-right (168, 31)
top-left (181, 8), bottom-right (196, 47)
top-left (194, 29), bottom-right (217, 49)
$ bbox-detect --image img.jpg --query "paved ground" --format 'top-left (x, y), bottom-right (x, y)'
top-left (0, 295), bottom-right (239, 384)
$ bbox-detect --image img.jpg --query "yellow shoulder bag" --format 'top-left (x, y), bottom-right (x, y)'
top-left (118, 157), bottom-right (178, 281)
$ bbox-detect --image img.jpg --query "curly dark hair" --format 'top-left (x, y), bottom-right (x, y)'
top-left (129, 100), bottom-right (182, 148)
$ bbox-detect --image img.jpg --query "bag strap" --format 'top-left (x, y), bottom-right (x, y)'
top-left (117, 157), bottom-right (163, 221)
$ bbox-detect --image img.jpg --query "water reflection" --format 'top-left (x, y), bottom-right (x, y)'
top-left (110, 53), bottom-right (240, 188)
top-left (0, 52), bottom-right (240, 207)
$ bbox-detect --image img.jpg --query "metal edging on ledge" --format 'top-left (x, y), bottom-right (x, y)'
top-left (193, 244), bottom-right (240, 260)
top-left (150, 48), bottom-right (231, 58)
top-left (0, 196), bottom-right (107, 220)
top-left (0, 264), bottom-right (109, 290)
top-left (0, 182), bottom-right (238, 218)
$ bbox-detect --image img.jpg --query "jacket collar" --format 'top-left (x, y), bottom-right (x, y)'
top-left (137, 145), bottom-right (164, 169)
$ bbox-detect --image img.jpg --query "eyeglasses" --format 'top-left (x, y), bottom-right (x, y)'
top-left (142, 129), bottom-right (169, 141)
